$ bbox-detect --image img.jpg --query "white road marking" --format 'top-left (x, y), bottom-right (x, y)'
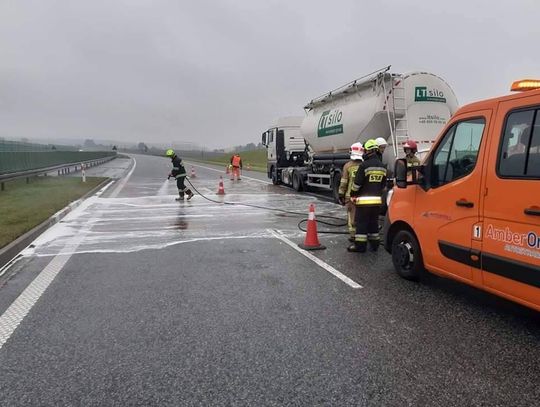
top-left (96, 180), bottom-right (115, 196)
top-left (269, 229), bottom-right (362, 289)
top-left (186, 162), bottom-right (270, 184)
top-left (109, 157), bottom-right (137, 198)
top-left (0, 256), bottom-right (23, 278)
top-left (0, 179), bottom-right (128, 350)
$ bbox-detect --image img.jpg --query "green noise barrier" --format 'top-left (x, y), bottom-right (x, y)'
top-left (0, 151), bottom-right (117, 175)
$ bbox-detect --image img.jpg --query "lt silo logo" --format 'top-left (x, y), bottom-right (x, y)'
top-left (318, 109), bottom-right (343, 137)
top-left (415, 86), bottom-right (446, 103)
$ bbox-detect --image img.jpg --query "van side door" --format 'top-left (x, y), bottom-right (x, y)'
top-left (481, 100), bottom-right (540, 308)
top-left (413, 111), bottom-right (491, 282)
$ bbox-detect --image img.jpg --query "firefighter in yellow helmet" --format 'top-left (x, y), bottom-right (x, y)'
top-left (338, 142), bottom-right (364, 242)
top-left (165, 149), bottom-right (194, 201)
top-left (348, 139), bottom-right (387, 252)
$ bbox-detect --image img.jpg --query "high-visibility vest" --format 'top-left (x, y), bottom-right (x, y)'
top-left (232, 155), bottom-right (241, 167)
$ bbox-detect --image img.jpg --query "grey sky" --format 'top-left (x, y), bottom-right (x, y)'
top-left (0, 0), bottom-right (538, 149)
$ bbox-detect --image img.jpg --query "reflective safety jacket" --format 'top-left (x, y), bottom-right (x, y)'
top-left (350, 155), bottom-right (387, 206)
top-left (406, 155), bottom-right (421, 168)
top-left (171, 155), bottom-right (186, 178)
top-left (231, 155), bottom-right (242, 168)
top-left (338, 160), bottom-right (361, 199)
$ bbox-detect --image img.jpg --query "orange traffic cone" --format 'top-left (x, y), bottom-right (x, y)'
top-left (298, 203), bottom-right (326, 250)
top-left (190, 166), bottom-right (196, 178)
top-left (217, 176), bottom-right (226, 195)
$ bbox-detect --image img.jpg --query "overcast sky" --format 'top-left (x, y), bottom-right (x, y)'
top-left (0, 0), bottom-right (538, 149)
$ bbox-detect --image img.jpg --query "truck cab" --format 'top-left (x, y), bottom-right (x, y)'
top-left (261, 117), bottom-right (306, 186)
top-left (384, 80), bottom-right (540, 311)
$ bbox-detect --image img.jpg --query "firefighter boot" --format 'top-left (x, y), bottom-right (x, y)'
top-left (175, 191), bottom-right (185, 201)
top-left (186, 189), bottom-right (194, 201)
top-left (347, 242), bottom-right (367, 253)
top-left (368, 240), bottom-right (380, 252)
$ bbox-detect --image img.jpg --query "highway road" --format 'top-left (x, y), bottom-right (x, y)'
top-left (0, 154), bottom-right (539, 406)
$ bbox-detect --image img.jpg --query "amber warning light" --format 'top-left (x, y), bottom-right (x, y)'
top-left (510, 79), bottom-right (540, 92)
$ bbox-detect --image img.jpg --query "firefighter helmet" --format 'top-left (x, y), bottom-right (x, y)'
top-left (350, 142), bottom-right (364, 160)
top-left (403, 140), bottom-right (418, 153)
top-left (375, 137), bottom-right (388, 147)
top-left (364, 139), bottom-right (379, 151)
top-left (165, 149), bottom-right (175, 157)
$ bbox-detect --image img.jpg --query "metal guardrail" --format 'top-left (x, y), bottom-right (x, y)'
top-left (0, 155), bottom-right (116, 191)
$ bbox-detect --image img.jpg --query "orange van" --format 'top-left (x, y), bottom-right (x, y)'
top-left (384, 80), bottom-right (540, 311)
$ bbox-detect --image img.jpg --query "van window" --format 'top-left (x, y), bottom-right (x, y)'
top-left (498, 109), bottom-right (535, 177)
top-left (430, 118), bottom-right (485, 188)
top-left (528, 113), bottom-right (540, 177)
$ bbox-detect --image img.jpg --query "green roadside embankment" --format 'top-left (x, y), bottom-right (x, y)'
top-left (188, 149), bottom-right (267, 172)
top-left (0, 176), bottom-right (106, 249)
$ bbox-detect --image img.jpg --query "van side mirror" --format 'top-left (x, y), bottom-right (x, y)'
top-left (394, 159), bottom-right (408, 188)
top-left (261, 132), bottom-right (267, 146)
top-left (395, 158), bottom-right (424, 188)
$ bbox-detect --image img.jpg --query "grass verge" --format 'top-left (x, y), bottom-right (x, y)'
top-left (187, 149), bottom-right (268, 172)
top-left (0, 176), bottom-right (106, 249)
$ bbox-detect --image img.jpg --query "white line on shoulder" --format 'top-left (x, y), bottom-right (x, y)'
top-left (269, 229), bottom-right (362, 289)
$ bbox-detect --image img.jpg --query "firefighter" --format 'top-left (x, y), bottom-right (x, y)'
top-left (165, 149), bottom-right (194, 201)
top-left (403, 140), bottom-right (421, 168)
top-left (230, 153), bottom-right (242, 181)
top-left (338, 142), bottom-right (364, 242)
top-left (375, 137), bottom-right (388, 155)
top-left (348, 139), bottom-right (387, 253)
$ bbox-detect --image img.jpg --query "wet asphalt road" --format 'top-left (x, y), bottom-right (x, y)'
top-left (0, 154), bottom-right (539, 406)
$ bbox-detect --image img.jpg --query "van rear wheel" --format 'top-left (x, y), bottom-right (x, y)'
top-left (391, 230), bottom-right (424, 281)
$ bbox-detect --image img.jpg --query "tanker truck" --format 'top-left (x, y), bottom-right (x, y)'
top-left (261, 66), bottom-right (459, 201)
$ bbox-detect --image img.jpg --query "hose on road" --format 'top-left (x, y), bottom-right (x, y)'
top-left (185, 177), bottom-right (349, 234)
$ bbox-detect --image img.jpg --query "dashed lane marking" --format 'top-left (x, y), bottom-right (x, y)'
top-left (269, 229), bottom-right (362, 289)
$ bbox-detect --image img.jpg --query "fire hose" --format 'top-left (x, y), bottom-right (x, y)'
top-left (184, 177), bottom-right (349, 234)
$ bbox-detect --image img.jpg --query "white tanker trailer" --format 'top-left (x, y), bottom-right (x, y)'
top-left (261, 66), bottom-right (459, 201)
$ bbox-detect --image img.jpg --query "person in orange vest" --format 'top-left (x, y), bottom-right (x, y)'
top-left (230, 153), bottom-right (242, 181)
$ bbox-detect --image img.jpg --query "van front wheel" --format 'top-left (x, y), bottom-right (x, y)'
top-left (391, 230), bottom-right (424, 281)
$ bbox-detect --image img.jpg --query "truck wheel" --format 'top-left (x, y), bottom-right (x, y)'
top-left (292, 172), bottom-right (303, 192)
top-left (332, 172), bottom-right (341, 203)
top-left (271, 167), bottom-right (280, 185)
top-left (391, 230), bottom-right (424, 281)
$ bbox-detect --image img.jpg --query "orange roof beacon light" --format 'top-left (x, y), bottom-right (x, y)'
top-left (510, 79), bottom-right (540, 92)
